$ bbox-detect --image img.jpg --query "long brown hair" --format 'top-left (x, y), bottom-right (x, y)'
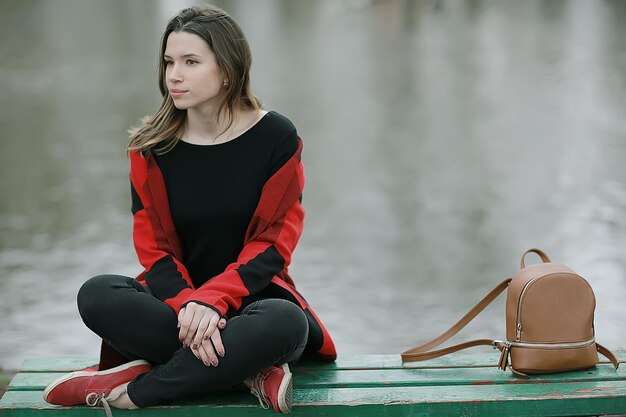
top-left (128, 5), bottom-right (262, 154)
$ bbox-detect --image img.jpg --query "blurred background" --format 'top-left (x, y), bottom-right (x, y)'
top-left (1, 0), bottom-right (625, 373)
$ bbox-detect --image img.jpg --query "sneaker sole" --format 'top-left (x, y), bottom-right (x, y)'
top-left (277, 363), bottom-right (293, 413)
top-left (43, 359), bottom-right (150, 403)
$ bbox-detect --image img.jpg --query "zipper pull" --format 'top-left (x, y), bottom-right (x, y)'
top-left (498, 342), bottom-right (510, 371)
top-left (516, 323), bottom-right (522, 340)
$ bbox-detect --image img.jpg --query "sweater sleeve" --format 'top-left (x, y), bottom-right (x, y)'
top-left (182, 133), bottom-right (304, 316)
top-left (130, 152), bottom-right (195, 314)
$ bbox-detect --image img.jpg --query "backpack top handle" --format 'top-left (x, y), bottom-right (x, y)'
top-left (520, 248), bottom-right (551, 269)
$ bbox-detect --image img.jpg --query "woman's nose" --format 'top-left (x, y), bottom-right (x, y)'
top-left (168, 64), bottom-right (182, 83)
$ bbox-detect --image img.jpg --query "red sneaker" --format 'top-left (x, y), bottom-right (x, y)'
top-left (246, 363), bottom-right (293, 413)
top-left (43, 359), bottom-right (151, 406)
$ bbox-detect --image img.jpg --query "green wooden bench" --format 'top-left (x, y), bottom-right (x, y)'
top-left (1, 352), bottom-right (625, 416)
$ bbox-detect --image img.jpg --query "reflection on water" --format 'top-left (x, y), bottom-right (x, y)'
top-left (1, 0), bottom-right (625, 369)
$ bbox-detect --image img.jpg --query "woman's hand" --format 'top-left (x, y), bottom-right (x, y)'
top-left (178, 302), bottom-right (227, 367)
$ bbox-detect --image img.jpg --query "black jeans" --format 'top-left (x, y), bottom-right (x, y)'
top-left (77, 275), bottom-right (309, 408)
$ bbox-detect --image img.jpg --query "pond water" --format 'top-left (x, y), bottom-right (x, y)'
top-left (1, 0), bottom-right (626, 370)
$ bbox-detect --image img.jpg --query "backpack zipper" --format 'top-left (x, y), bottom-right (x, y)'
top-left (515, 276), bottom-right (542, 340)
top-left (495, 338), bottom-right (595, 372)
top-left (508, 338), bottom-right (596, 350)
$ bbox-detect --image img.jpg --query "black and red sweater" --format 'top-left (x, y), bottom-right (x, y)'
top-left (128, 112), bottom-right (336, 361)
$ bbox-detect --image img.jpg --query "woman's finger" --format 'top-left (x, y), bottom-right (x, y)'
top-left (218, 317), bottom-right (227, 329)
top-left (177, 307), bottom-right (186, 328)
top-left (200, 334), bottom-right (219, 367)
top-left (202, 314), bottom-right (220, 343)
top-left (196, 343), bottom-right (211, 366)
top-left (191, 314), bottom-right (212, 351)
top-left (190, 342), bottom-right (202, 361)
top-left (183, 309), bottom-right (205, 347)
top-left (210, 325), bottom-right (225, 358)
top-left (178, 306), bottom-right (196, 345)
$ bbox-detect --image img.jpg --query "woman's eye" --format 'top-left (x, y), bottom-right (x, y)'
top-left (186, 59), bottom-right (198, 65)
top-left (164, 60), bottom-right (173, 66)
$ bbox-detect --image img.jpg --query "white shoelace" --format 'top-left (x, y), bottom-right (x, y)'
top-left (249, 386), bottom-right (270, 409)
top-left (85, 388), bottom-right (126, 417)
top-left (246, 375), bottom-right (270, 409)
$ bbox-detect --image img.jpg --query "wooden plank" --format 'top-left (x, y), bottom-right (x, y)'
top-left (18, 358), bottom-right (98, 373)
top-left (297, 351), bottom-right (626, 371)
top-left (0, 390), bottom-right (263, 417)
top-left (19, 351), bottom-right (626, 373)
top-left (17, 354), bottom-right (503, 373)
top-left (296, 364), bottom-right (626, 388)
top-left (8, 374), bottom-right (64, 391)
top-left (294, 380), bottom-right (626, 404)
top-left (16, 353), bottom-right (510, 373)
top-left (2, 381), bottom-right (626, 417)
top-left (297, 352), bottom-right (503, 370)
top-left (8, 363), bottom-right (625, 392)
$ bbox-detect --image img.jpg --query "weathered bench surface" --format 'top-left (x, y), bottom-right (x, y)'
top-left (1, 352), bottom-right (625, 416)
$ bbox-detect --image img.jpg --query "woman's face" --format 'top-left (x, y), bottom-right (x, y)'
top-left (164, 31), bottom-right (224, 111)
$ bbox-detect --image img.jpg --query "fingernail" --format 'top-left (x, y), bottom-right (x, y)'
top-left (192, 344), bottom-right (198, 350)
top-left (183, 343), bottom-right (188, 349)
top-left (211, 359), bottom-right (218, 367)
top-left (218, 350), bottom-right (224, 357)
top-left (203, 335), bottom-right (209, 341)
top-left (203, 359), bottom-right (210, 366)
top-left (177, 323), bottom-right (180, 328)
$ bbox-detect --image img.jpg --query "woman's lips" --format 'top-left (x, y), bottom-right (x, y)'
top-left (170, 89), bottom-right (187, 98)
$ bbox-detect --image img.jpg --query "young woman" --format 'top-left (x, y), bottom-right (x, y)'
top-left (43, 5), bottom-right (336, 414)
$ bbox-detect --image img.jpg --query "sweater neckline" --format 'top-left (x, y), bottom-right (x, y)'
top-left (179, 111), bottom-right (273, 149)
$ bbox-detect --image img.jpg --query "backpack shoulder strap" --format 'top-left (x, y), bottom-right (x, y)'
top-left (596, 343), bottom-right (620, 370)
top-left (401, 278), bottom-right (512, 362)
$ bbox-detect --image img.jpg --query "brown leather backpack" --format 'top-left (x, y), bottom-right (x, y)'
top-left (401, 248), bottom-right (619, 377)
